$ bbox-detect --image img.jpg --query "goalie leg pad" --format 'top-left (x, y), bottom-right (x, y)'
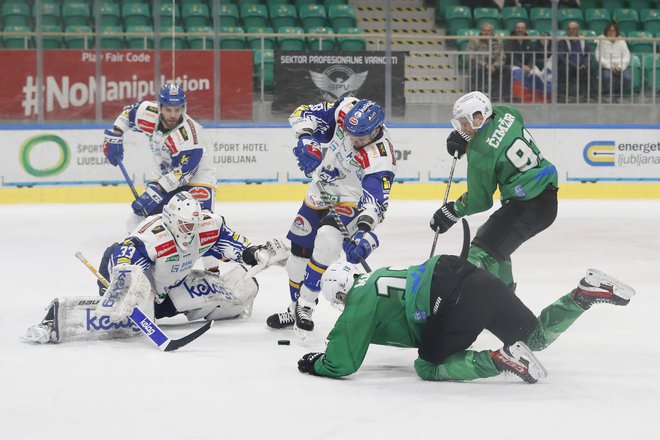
top-left (97, 264), bottom-right (152, 323)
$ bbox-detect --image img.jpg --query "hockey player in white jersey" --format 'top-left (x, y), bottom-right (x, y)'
top-left (24, 192), bottom-right (288, 344)
top-left (266, 98), bottom-right (397, 333)
top-left (102, 83), bottom-right (216, 220)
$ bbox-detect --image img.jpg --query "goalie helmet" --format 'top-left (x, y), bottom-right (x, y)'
top-left (343, 99), bottom-right (385, 148)
top-left (162, 192), bottom-right (203, 250)
top-left (320, 262), bottom-right (361, 311)
top-left (451, 91), bottom-right (492, 132)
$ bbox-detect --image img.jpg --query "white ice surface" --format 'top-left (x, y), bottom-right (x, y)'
top-left (1, 200), bottom-right (659, 440)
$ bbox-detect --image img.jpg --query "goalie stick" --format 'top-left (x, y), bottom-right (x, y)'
top-left (75, 252), bottom-right (213, 352)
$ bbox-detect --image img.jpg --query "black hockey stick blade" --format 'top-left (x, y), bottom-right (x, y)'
top-left (163, 319), bottom-right (214, 352)
top-left (459, 218), bottom-right (470, 260)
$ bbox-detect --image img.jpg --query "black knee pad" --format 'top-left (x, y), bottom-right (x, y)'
top-left (291, 242), bottom-right (313, 259)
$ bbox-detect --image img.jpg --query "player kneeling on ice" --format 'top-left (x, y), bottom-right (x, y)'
top-left (297, 256), bottom-right (635, 383)
top-left (24, 192), bottom-right (289, 344)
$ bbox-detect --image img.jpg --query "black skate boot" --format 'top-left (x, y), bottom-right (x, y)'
top-left (293, 299), bottom-right (315, 332)
top-left (572, 268), bottom-right (635, 310)
top-left (490, 341), bottom-right (547, 384)
top-left (266, 302), bottom-right (295, 329)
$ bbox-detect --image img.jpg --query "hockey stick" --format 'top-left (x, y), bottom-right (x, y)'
top-left (117, 159), bottom-right (148, 217)
top-left (75, 252), bottom-right (213, 352)
top-left (313, 178), bottom-right (371, 272)
top-left (429, 151), bottom-right (459, 258)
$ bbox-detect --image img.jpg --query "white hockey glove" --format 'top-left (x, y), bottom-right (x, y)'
top-left (244, 238), bottom-right (290, 279)
top-left (96, 265), bottom-right (152, 323)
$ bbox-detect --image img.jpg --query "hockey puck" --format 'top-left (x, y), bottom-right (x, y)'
top-left (277, 339), bottom-right (291, 346)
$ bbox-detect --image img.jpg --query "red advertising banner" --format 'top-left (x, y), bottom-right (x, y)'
top-left (1, 50), bottom-right (252, 120)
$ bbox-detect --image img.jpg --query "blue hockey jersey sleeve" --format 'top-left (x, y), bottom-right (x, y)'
top-left (109, 237), bottom-right (154, 272)
top-left (169, 148), bottom-right (203, 185)
top-left (288, 101), bottom-right (342, 143)
top-left (203, 221), bottom-right (252, 263)
top-left (359, 171), bottom-right (395, 224)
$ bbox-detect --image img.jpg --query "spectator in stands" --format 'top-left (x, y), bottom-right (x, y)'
top-left (467, 22), bottom-right (509, 101)
top-left (504, 21), bottom-right (545, 72)
top-left (595, 22), bottom-right (632, 101)
top-left (557, 21), bottom-right (594, 101)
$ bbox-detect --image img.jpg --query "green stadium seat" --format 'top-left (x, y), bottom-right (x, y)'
top-left (328, 4), bottom-right (356, 30)
top-left (2, 24), bottom-right (31, 49)
top-left (64, 25), bottom-right (93, 49)
top-left (642, 53), bottom-right (660, 92)
top-left (630, 54), bottom-right (642, 93)
top-left (33, 2), bottom-right (60, 27)
top-left (2, 3), bottom-right (30, 27)
top-left (182, 3), bottom-right (209, 28)
top-left (530, 8), bottom-right (551, 34)
top-left (219, 3), bottom-right (239, 27)
top-left (123, 0), bottom-right (149, 4)
top-left (187, 26), bottom-right (213, 49)
top-left (642, 9), bottom-right (660, 33)
top-left (307, 26), bottom-right (335, 51)
top-left (100, 25), bottom-right (123, 49)
top-left (160, 25), bottom-right (185, 50)
top-left (446, 6), bottom-right (473, 36)
top-left (95, 2), bottom-right (121, 27)
top-left (456, 28), bottom-right (478, 51)
top-left (247, 26), bottom-right (275, 50)
top-left (585, 9), bottom-right (611, 35)
top-left (277, 26), bottom-right (305, 50)
top-left (558, 8), bottom-right (583, 29)
top-left (325, 0), bottom-right (348, 7)
top-left (627, 0), bottom-right (651, 10)
top-left (126, 25), bottom-right (154, 49)
top-left (337, 26), bottom-right (365, 51)
top-left (436, 0), bottom-right (461, 23)
top-left (494, 29), bottom-right (508, 38)
top-left (579, 29), bottom-right (598, 43)
top-left (220, 26), bottom-right (246, 49)
top-left (526, 29), bottom-right (541, 40)
top-left (270, 4), bottom-right (298, 30)
top-left (300, 4), bottom-right (327, 31)
top-left (41, 25), bottom-right (63, 49)
top-left (158, 2), bottom-right (180, 27)
top-left (253, 49), bottom-right (274, 90)
top-left (122, 3), bottom-right (150, 28)
top-left (63, 2), bottom-right (90, 27)
top-left (580, 0), bottom-right (600, 8)
top-left (241, 3), bottom-right (269, 29)
top-left (627, 30), bottom-right (654, 53)
top-left (601, 0), bottom-right (624, 9)
top-left (296, 0), bottom-right (318, 6)
top-left (473, 8), bottom-right (500, 30)
top-left (265, 0), bottom-right (290, 7)
top-left (613, 9), bottom-right (640, 34)
top-left (501, 7), bottom-right (529, 32)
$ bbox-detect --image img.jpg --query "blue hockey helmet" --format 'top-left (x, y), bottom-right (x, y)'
top-left (158, 83), bottom-right (186, 107)
top-left (344, 99), bottom-right (385, 137)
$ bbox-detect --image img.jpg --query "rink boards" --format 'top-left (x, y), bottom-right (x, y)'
top-left (1, 123), bottom-right (659, 203)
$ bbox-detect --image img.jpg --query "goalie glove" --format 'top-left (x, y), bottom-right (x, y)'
top-left (103, 129), bottom-right (124, 166)
top-left (242, 238), bottom-right (290, 279)
top-left (297, 352), bottom-right (324, 375)
top-left (96, 265), bottom-right (151, 323)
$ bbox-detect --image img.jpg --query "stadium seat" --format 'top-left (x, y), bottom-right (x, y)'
top-left (100, 25), bottom-right (123, 49)
top-left (270, 4), bottom-right (298, 30)
top-left (2, 3), bottom-right (30, 27)
top-left (220, 26), bottom-right (246, 50)
top-left (328, 4), bottom-right (356, 30)
top-left (307, 26), bottom-right (335, 51)
top-left (579, 29), bottom-right (598, 44)
top-left (277, 26), bottom-right (305, 50)
top-left (158, 2), bottom-right (180, 27)
top-left (641, 9), bottom-right (660, 34)
top-left (473, 8), bottom-right (499, 30)
top-left (585, 9), bottom-right (611, 35)
top-left (122, 3), bottom-right (150, 28)
top-left (160, 25), bottom-right (185, 50)
top-left (501, 7), bottom-right (529, 32)
top-left (41, 24), bottom-right (63, 49)
top-left (325, 0), bottom-right (348, 7)
top-left (435, 0), bottom-right (461, 23)
top-left (627, 30), bottom-right (654, 53)
top-left (613, 9), bottom-right (640, 34)
top-left (337, 26), bottom-right (366, 51)
top-left (558, 8), bottom-right (583, 29)
top-left (630, 54), bottom-right (642, 93)
top-left (530, 8), bottom-right (551, 34)
top-left (642, 53), bottom-right (660, 92)
top-left (241, 3), bottom-right (269, 29)
top-left (265, 0), bottom-right (290, 6)
top-left (64, 25), bottom-right (93, 49)
top-left (126, 25), bottom-right (154, 49)
top-left (187, 26), bottom-right (213, 49)
top-left (600, 0), bottom-right (624, 9)
top-left (95, 2), bottom-right (121, 27)
top-left (300, 4), bottom-right (327, 31)
top-left (33, 2), bottom-right (60, 27)
top-left (62, 2), bottom-right (90, 27)
top-left (182, 3), bottom-right (209, 29)
top-left (456, 28), bottom-right (478, 51)
top-left (627, 0), bottom-right (651, 11)
top-left (2, 24), bottom-right (31, 49)
top-left (253, 49), bottom-right (274, 90)
top-left (580, 0), bottom-right (599, 9)
top-left (296, 0), bottom-right (318, 7)
top-left (446, 6), bottom-right (473, 35)
top-left (247, 26), bottom-right (275, 50)
top-left (219, 3), bottom-right (239, 27)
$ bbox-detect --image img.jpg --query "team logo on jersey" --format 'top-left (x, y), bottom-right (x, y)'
top-left (353, 149), bottom-right (370, 169)
top-left (178, 126), bottom-right (189, 141)
top-left (290, 215), bottom-right (313, 236)
top-left (376, 142), bottom-right (387, 157)
top-left (165, 254), bottom-right (180, 262)
top-left (382, 176), bottom-right (391, 190)
top-left (583, 141), bottom-right (615, 167)
top-left (334, 204), bottom-right (354, 217)
top-left (309, 66), bottom-right (368, 101)
top-left (156, 240), bottom-right (177, 258)
top-left (151, 225), bottom-right (165, 235)
top-left (200, 230), bottom-right (219, 246)
top-left (146, 105), bottom-right (158, 114)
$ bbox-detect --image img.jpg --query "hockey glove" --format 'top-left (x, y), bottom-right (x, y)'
top-left (103, 129), bottom-right (124, 166)
top-left (293, 136), bottom-right (322, 175)
top-left (343, 230), bottom-right (379, 264)
top-left (446, 130), bottom-right (468, 159)
top-left (131, 183), bottom-right (167, 216)
top-left (430, 202), bottom-right (459, 234)
top-left (298, 352), bottom-right (324, 375)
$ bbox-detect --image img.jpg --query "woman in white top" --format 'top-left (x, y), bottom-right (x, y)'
top-left (595, 22), bottom-right (632, 99)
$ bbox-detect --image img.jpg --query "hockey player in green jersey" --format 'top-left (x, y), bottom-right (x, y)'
top-left (429, 91), bottom-right (558, 288)
top-left (297, 256), bottom-right (635, 383)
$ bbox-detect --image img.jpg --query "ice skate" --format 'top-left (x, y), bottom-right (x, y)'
top-left (266, 302), bottom-right (295, 329)
top-left (22, 322), bottom-right (55, 344)
top-left (573, 268), bottom-right (635, 310)
top-left (293, 298), bottom-right (315, 333)
top-left (491, 341), bottom-right (547, 384)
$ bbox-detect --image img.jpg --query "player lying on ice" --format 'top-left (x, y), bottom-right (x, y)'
top-left (24, 192), bottom-right (289, 344)
top-left (297, 253), bottom-right (635, 383)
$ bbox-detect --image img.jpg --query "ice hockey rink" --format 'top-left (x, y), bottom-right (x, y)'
top-left (1, 198), bottom-right (659, 440)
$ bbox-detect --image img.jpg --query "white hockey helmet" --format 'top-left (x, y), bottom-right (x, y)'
top-left (320, 262), bottom-right (361, 311)
top-left (451, 91), bottom-right (492, 132)
top-left (162, 191), bottom-right (203, 250)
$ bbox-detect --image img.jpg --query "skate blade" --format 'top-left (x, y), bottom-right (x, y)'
top-left (585, 269), bottom-right (636, 300)
top-left (293, 324), bottom-right (310, 341)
